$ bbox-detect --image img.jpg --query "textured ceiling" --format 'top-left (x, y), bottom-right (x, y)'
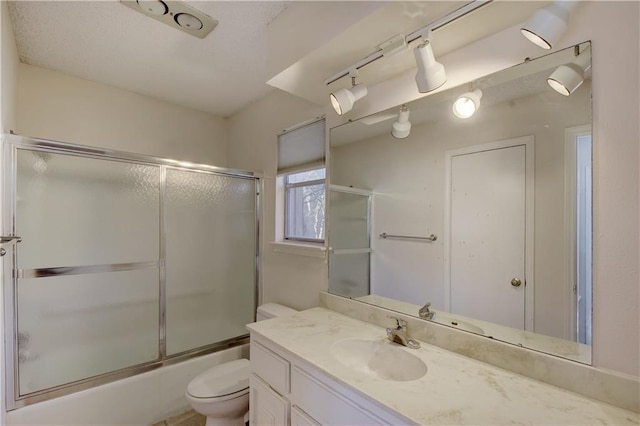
top-left (8, 0), bottom-right (289, 117)
top-left (8, 1), bottom-right (553, 119)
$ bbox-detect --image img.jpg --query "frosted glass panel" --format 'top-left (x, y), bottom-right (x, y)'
top-left (17, 269), bottom-right (160, 395)
top-left (165, 169), bottom-right (256, 355)
top-left (328, 190), bottom-right (369, 249)
top-left (16, 149), bottom-right (160, 269)
top-left (329, 253), bottom-right (369, 298)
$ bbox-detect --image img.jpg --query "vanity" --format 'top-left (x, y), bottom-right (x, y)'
top-left (247, 305), bottom-right (639, 425)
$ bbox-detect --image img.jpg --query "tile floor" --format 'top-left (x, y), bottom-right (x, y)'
top-left (151, 409), bottom-right (205, 426)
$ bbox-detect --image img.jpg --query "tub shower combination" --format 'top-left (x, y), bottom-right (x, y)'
top-left (0, 134), bottom-right (259, 409)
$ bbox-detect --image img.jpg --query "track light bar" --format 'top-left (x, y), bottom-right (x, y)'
top-left (323, 0), bottom-right (492, 86)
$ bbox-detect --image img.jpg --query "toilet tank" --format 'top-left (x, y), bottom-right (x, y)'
top-left (256, 303), bottom-right (297, 321)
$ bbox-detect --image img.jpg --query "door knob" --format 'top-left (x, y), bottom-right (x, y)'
top-left (511, 277), bottom-right (522, 287)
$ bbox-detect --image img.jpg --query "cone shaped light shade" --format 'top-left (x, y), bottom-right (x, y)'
top-left (414, 41), bottom-right (446, 93)
top-left (330, 84), bottom-right (367, 115)
top-left (521, 1), bottom-right (576, 50)
top-left (391, 106), bottom-right (411, 139)
top-left (547, 46), bottom-right (591, 96)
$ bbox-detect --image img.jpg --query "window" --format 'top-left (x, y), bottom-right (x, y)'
top-left (284, 168), bottom-right (325, 242)
top-left (277, 117), bottom-right (326, 245)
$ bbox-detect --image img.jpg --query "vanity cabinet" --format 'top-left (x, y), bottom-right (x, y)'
top-left (249, 337), bottom-right (408, 426)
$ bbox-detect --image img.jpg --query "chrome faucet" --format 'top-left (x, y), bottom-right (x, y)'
top-left (419, 302), bottom-right (435, 320)
top-left (386, 316), bottom-right (420, 349)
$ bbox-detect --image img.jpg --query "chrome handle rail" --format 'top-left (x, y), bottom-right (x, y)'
top-left (17, 261), bottom-right (160, 279)
top-left (379, 232), bottom-right (437, 242)
top-left (0, 236), bottom-right (22, 257)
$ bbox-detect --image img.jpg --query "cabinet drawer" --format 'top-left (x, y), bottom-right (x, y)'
top-left (291, 406), bottom-right (321, 426)
top-left (251, 341), bottom-right (290, 395)
top-left (291, 366), bottom-right (386, 426)
top-left (249, 374), bottom-right (289, 426)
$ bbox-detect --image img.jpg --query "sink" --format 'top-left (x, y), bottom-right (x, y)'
top-left (330, 338), bottom-right (427, 381)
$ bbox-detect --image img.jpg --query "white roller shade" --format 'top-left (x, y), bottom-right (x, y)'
top-left (277, 118), bottom-right (326, 175)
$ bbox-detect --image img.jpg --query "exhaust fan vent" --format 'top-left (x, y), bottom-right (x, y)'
top-left (121, 0), bottom-right (217, 39)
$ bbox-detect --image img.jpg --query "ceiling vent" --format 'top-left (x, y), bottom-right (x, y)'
top-left (121, 0), bottom-right (218, 39)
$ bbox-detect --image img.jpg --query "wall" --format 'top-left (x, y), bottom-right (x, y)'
top-left (1, 2), bottom-right (19, 423)
top-left (16, 63), bottom-right (228, 165)
top-left (331, 83), bottom-right (591, 341)
top-left (230, 1), bottom-right (639, 377)
top-left (1, 1), bottom-right (18, 134)
top-left (227, 90), bottom-right (327, 310)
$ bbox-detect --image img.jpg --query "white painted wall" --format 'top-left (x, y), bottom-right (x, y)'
top-left (227, 90), bottom-right (328, 310)
top-left (1, 1), bottom-right (18, 134)
top-left (332, 85), bottom-right (591, 341)
top-left (229, 1), bottom-right (639, 377)
top-left (1, 2), bottom-right (19, 423)
top-left (16, 63), bottom-right (228, 165)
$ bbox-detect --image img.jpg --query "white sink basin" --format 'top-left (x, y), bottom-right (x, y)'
top-left (330, 338), bottom-right (427, 381)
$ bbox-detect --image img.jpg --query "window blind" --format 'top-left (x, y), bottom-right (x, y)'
top-left (277, 118), bottom-right (326, 175)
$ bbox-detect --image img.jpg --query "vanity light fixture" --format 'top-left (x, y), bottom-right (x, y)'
top-left (391, 105), bottom-right (412, 139)
top-left (330, 72), bottom-right (368, 116)
top-left (414, 30), bottom-right (447, 93)
top-left (547, 45), bottom-right (591, 96)
top-left (452, 89), bottom-right (482, 119)
top-left (520, 1), bottom-right (577, 50)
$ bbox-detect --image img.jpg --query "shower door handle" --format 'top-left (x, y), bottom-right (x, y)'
top-left (0, 236), bottom-right (22, 256)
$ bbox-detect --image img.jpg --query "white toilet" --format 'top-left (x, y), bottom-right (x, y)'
top-left (185, 303), bottom-right (297, 426)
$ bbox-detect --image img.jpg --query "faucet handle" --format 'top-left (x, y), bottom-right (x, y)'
top-left (387, 315), bottom-right (406, 329)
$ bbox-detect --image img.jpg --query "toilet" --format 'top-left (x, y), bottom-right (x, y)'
top-left (185, 303), bottom-right (297, 426)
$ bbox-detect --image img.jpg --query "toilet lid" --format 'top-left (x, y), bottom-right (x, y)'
top-left (187, 358), bottom-right (250, 399)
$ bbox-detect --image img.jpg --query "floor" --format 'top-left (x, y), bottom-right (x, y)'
top-left (151, 409), bottom-right (205, 426)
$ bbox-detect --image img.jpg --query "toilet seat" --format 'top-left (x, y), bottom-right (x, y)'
top-left (186, 358), bottom-right (250, 402)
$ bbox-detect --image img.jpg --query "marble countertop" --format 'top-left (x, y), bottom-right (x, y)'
top-left (248, 307), bottom-right (639, 425)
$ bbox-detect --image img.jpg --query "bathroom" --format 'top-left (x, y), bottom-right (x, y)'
top-left (0, 1), bottom-right (638, 425)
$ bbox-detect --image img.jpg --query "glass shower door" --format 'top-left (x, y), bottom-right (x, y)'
top-left (328, 186), bottom-right (371, 298)
top-left (164, 168), bottom-right (256, 356)
top-left (14, 149), bottom-right (161, 395)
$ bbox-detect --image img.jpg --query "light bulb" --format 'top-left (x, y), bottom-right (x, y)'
top-left (452, 89), bottom-right (482, 119)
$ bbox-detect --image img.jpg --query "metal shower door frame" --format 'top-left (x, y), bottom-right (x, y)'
top-left (1, 133), bottom-right (261, 410)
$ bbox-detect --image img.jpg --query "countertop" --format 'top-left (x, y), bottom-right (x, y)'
top-left (247, 307), bottom-right (639, 425)
top-left (356, 294), bottom-right (591, 364)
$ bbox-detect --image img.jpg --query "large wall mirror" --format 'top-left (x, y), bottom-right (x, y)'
top-left (328, 42), bottom-right (592, 364)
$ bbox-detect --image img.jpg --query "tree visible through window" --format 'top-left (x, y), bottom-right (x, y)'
top-left (284, 168), bottom-right (325, 242)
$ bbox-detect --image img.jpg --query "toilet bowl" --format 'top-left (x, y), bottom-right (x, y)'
top-left (185, 303), bottom-right (297, 426)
